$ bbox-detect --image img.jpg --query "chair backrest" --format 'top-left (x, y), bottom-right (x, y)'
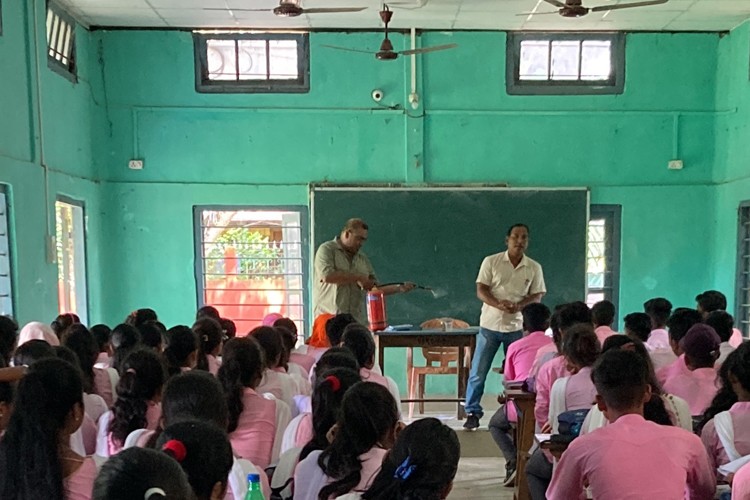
top-left (419, 318), bottom-right (470, 367)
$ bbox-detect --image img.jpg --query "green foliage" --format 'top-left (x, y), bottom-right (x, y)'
top-left (205, 229), bottom-right (283, 279)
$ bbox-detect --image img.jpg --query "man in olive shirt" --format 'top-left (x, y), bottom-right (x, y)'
top-left (314, 218), bottom-right (414, 325)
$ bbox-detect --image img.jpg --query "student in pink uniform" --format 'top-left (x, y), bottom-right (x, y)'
top-left (623, 312), bottom-right (651, 345)
top-left (706, 311), bottom-right (737, 367)
top-left (18, 320), bottom-right (60, 347)
top-left (340, 324), bottom-right (401, 410)
top-left (591, 300), bottom-right (618, 344)
top-left (656, 307), bottom-right (704, 384)
top-left (294, 382), bottom-right (401, 500)
top-left (701, 343), bottom-right (750, 480)
top-left (275, 317), bottom-right (316, 375)
top-left (663, 324), bottom-right (721, 417)
top-left (643, 297), bottom-right (672, 350)
top-left (157, 421), bottom-right (234, 500)
top-left (489, 302), bottom-right (551, 485)
top-left (90, 324), bottom-right (113, 368)
top-left (732, 462), bottom-right (750, 499)
top-left (252, 326), bottom-right (299, 413)
top-left (93, 447), bottom-right (192, 500)
top-left (164, 325), bottom-right (199, 377)
top-left (697, 290), bottom-right (744, 348)
top-left (219, 336), bottom-right (291, 469)
top-left (276, 324), bottom-right (312, 396)
top-left (138, 321), bottom-right (166, 353)
top-left (0, 357), bottom-right (99, 500)
top-left (51, 312), bottom-right (80, 340)
top-left (194, 317), bottom-right (224, 376)
top-left (547, 349), bottom-right (715, 500)
top-left (61, 325), bottom-right (113, 421)
top-left (106, 349), bottom-right (165, 456)
top-left (527, 307), bottom-right (563, 383)
top-left (110, 323), bottom-right (143, 374)
top-left (355, 418), bottom-right (460, 500)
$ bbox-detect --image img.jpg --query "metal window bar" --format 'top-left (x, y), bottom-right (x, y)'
top-left (0, 191), bottom-right (13, 316)
top-left (737, 206), bottom-right (750, 338)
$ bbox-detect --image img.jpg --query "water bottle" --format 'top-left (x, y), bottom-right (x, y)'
top-left (244, 473), bottom-right (265, 500)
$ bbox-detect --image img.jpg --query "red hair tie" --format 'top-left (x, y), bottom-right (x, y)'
top-left (325, 375), bottom-right (341, 392)
top-left (162, 439), bottom-right (187, 462)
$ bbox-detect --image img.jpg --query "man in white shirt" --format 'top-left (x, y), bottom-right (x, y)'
top-left (464, 224), bottom-right (546, 430)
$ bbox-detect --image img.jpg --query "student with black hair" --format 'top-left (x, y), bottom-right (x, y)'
top-left (220, 318), bottom-right (237, 340)
top-left (138, 321), bottom-right (166, 353)
top-left (547, 350), bottom-right (714, 500)
top-left (340, 323), bottom-right (401, 412)
top-left (0, 379), bottom-right (13, 434)
top-left (662, 324), bottom-right (722, 417)
top-left (163, 325), bottom-right (198, 377)
top-left (159, 370), bottom-right (271, 500)
top-left (700, 343), bottom-right (750, 483)
top-left (706, 310), bottom-right (736, 366)
top-left (326, 313), bottom-right (358, 347)
top-left (624, 312), bottom-right (652, 343)
top-left (276, 324), bottom-right (312, 397)
top-left (93, 447), bottom-right (192, 500)
top-left (488, 302), bottom-right (552, 485)
top-left (696, 290), bottom-right (744, 347)
top-left (111, 323), bottom-right (143, 374)
top-left (0, 315), bottom-right (17, 366)
top-left (251, 326), bottom-right (298, 414)
top-left (51, 312), bottom-right (80, 339)
top-left (90, 324), bottom-right (113, 368)
top-left (276, 316), bottom-right (316, 375)
top-left (99, 349), bottom-right (165, 457)
top-left (293, 347), bottom-right (361, 416)
top-left (591, 300), bottom-right (617, 344)
top-left (125, 308), bottom-right (159, 328)
top-left (197, 305), bottom-right (222, 321)
top-left (219, 337), bottom-right (291, 469)
top-left (349, 418), bottom-right (460, 500)
top-left (156, 421), bottom-right (234, 500)
top-left (193, 317), bottom-right (224, 375)
top-left (294, 382), bottom-right (401, 500)
top-left (0, 358), bottom-right (98, 499)
top-left (12, 338), bottom-right (55, 367)
top-left (656, 307), bottom-right (704, 384)
top-left (643, 297), bottom-right (672, 349)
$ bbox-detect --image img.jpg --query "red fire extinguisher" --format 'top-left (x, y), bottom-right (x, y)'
top-left (367, 289), bottom-right (388, 332)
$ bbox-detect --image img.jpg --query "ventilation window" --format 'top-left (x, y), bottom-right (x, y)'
top-left (0, 187), bottom-right (13, 317)
top-left (46, 2), bottom-right (77, 81)
top-left (507, 32), bottom-right (624, 95)
top-left (194, 32), bottom-right (310, 93)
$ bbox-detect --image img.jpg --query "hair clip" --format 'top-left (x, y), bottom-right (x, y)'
top-left (126, 368), bottom-right (137, 375)
top-left (144, 487), bottom-right (166, 499)
top-left (162, 439), bottom-right (187, 462)
top-left (393, 456), bottom-right (416, 481)
top-left (324, 374), bottom-right (341, 392)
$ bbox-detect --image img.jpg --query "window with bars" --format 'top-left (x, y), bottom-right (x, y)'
top-left (507, 32), bottom-right (624, 95)
top-left (586, 205), bottom-right (622, 324)
top-left (46, 3), bottom-right (76, 81)
top-left (194, 207), bottom-right (308, 337)
top-left (735, 202), bottom-right (750, 338)
top-left (193, 32), bottom-right (310, 93)
top-left (56, 198), bottom-right (88, 324)
top-left (0, 188), bottom-right (13, 317)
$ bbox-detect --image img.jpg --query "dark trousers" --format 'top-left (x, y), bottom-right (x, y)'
top-left (488, 404), bottom-right (516, 464)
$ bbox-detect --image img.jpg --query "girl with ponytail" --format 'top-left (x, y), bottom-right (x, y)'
top-left (100, 349), bottom-right (165, 456)
top-left (193, 317), bottom-right (224, 375)
top-left (163, 325), bottom-right (198, 377)
top-left (219, 337), bottom-right (291, 469)
top-left (0, 357), bottom-right (97, 500)
top-left (293, 382), bottom-right (401, 500)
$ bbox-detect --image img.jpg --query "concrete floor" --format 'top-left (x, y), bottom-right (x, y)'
top-left (401, 396), bottom-right (515, 500)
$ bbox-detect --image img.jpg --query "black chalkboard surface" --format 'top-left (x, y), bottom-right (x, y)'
top-left (311, 188), bottom-right (588, 326)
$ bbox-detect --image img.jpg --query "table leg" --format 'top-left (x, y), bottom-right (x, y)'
top-left (377, 335), bottom-right (385, 375)
top-left (457, 341), bottom-right (466, 420)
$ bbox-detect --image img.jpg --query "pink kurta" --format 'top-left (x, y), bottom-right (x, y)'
top-left (64, 457), bottom-right (98, 500)
top-left (662, 367), bottom-right (719, 416)
top-left (257, 369), bottom-right (297, 413)
top-left (534, 356), bottom-right (571, 426)
top-left (646, 328), bottom-right (670, 350)
top-left (732, 462), bottom-right (750, 499)
top-left (528, 343), bottom-right (557, 379)
top-left (291, 351), bottom-right (316, 374)
top-left (717, 342), bottom-right (736, 368)
top-left (563, 367), bottom-right (597, 411)
top-left (93, 367), bottom-right (118, 408)
top-left (229, 388), bottom-right (279, 469)
top-left (650, 347), bottom-right (678, 372)
top-left (504, 331), bottom-right (552, 382)
top-left (548, 414), bottom-right (715, 500)
top-left (207, 354), bottom-right (222, 376)
top-left (730, 328), bottom-right (743, 348)
top-left (293, 447), bottom-right (387, 500)
top-left (656, 354), bottom-right (688, 387)
top-left (594, 326), bottom-right (617, 345)
top-left (106, 401), bottom-right (161, 456)
top-left (701, 402), bottom-right (750, 475)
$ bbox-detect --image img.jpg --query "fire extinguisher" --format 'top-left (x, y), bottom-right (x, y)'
top-left (367, 289), bottom-right (388, 332)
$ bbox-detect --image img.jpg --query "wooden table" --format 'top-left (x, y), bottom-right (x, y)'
top-left (506, 388), bottom-right (536, 500)
top-left (374, 328), bottom-right (478, 419)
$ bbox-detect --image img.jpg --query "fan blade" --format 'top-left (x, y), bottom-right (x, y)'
top-left (202, 7), bottom-right (272, 11)
top-left (591, 0), bottom-right (668, 12)
top-left (319, 44), bottom-right (375, 54)
top-left (302, 7), bottom-right (367, 14)
top-left (399, 43), bottom-right (457, 56)
top-left (516, 11), bottom-right (560, 15)
top-left (542, 0), bottom-right (568, 8)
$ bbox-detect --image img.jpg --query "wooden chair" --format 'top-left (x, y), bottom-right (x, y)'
top-left (406, 318), bottom-right (471, 419)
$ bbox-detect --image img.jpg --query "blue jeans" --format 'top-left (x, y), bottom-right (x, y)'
top-left (464, 327), bottom-right (522, 418)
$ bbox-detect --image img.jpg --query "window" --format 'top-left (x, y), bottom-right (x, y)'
top-left (507, 32), bottom-right (624, 95)
top-left (735, 202), bottom-right (750, 338)
top-left (194, 207), bottom-right (308, 336)
top-left (586, 205), bottom-right (621, 322)
top-left (56, 198), bottom-right (87, 323)
top-left (0, 187), bottom-right (13, 317)
top-left (46, 2), bottom-right (77, 81)
top-left (194, 32), bottom-right (310, 93)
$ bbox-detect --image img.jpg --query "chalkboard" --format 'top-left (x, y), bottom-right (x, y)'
top-left (311, 188), bottom-right (588, 326)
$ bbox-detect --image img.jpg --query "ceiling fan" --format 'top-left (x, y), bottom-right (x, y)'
top-left (203, 0), bottom-right (366, 17)
top-left (321, 5), bottom-right (457, 61)
top-left (522, 0), bottom-right (669, 18)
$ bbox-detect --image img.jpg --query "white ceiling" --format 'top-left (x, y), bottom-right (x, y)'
top-left (59, 0), bottom-right (750, 32)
